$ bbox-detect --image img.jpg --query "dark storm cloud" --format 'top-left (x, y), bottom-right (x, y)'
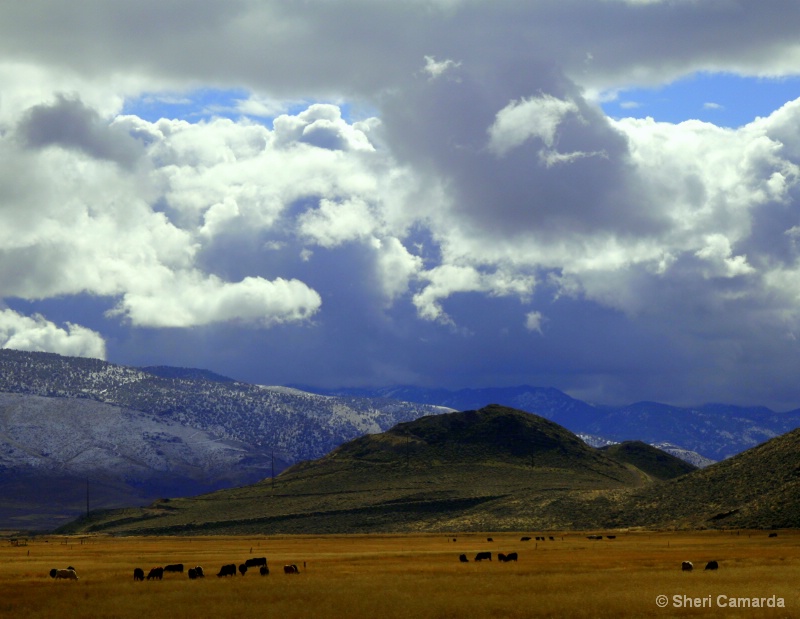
top-left (18, 94), bottom-right (142, 167)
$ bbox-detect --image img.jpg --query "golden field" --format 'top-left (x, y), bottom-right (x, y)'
top-left (1, 530), bottom-right (798, 618)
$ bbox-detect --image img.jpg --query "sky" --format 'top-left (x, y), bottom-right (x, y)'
top-left (3, 1), bottom-right (800, 410)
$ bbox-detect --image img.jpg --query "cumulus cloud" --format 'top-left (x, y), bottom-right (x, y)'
top-left (0, 310), bottom-right (106, 359)
top-left (3, 1), bottom-right (800, 406)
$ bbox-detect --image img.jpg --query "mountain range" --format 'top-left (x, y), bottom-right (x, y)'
top-left (2, 349), bottom-right (800, 531)
top-left (60, 405), bottom-right (700, 535)
top-left (63, 402), bottom-right (800, 535)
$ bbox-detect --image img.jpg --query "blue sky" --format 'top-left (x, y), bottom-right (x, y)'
top-left (3, 1), bottom-right (800, 410)
top-left (602, 73), bottom-right (800, 127)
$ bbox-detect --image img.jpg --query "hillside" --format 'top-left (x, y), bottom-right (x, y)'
top-left (613, 425), bottom-right (800, 529)
top-left (319, 385), bottom-right (800, 462)
top-left (58, 406), bottom-right (691, 535)
top-left (0, 350), bottom-right (448, 531)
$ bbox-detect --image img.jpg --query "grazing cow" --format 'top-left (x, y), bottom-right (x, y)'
top-left (459, 554), bottom-right (469, 563)
top-left (259, 565), bottom-right (270, 576)
top-left (704, 561), bottom-right (719, 571)
top-left (147, 567), bottom-right (164, 580)
top-left (504, 552), bottom-right (518, 562)
top-left (549, 536), bottom-right (555, 541)
top-left (283, 564), bottom-right (299, 574)
top-left (50, 568), bottom-right (79, 580)
top-left (245, 557), bottom-right (267, 568)
top-left (474, 552), bottom-right (492, 562)
top-left (164, 563), bottom-right (184, 574)
top-left (239, 564), bottom-right (248, 576)
top-left (520, 536), bottom-right (531, 542)
top-left (606, 536), bottom-right (616, 540)
top-left (486, 537), bottom-right (493, 542)
top-left (498, 553), bottom-right (507, 562)
top-left (194, 566), bottom-right (204, 578)
top-left (769, 533), bottom-right (778, 538)
top-left (217, 563), bottom-right (237, 577)
top-left (133, 567), bottom-right (145, 581)
top-left (681, 561), bottom-right (693, 572)
top-left (188, 568), bottom-right (197, 579)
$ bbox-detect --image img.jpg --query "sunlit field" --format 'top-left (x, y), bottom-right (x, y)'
top-left (1, 530), bottom-right (798, 618)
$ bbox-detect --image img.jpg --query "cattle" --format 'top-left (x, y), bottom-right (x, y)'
top-left (606, 536), bottom-right (616, 540)
top-left (239, 564), bottom-right (248, 576)
top-left (769, 532), bottom-right (778, 537)
top-left (147, 567), bottom-right (164, 580)
top-left (164, 563), bottom-right (184, 574)
top-left (681, 561), bottom-right (693, 572)
top-left (549, 536), bottom-right (555, 541)
top-left (486, 537), bottom-right (493, 542)
top-left (133, 567), bottom-right (145, 581)
top-left (704, 561), bottom-right (719, 571)
top-left (194, 566), bottom-right (204, 578)
top-left (245, 557), bottom-right (267, 568)
top-left (283, 564), bottom-right (299, 574)
top-left (474, 552), bottom-right (492, 562)
top-left (458, 554), bottom-right (469, 563)
top-left (498, 553), bottom-right (506, 562)
top-left (50, 568), bottom-right (78, 580)
top-left (259, 565), bottom-right (270, 576)
top-left (520, 536), bottom-right (531, 542)
top-left (217, 563), bottom-right (237, 577)
top-left (188, 568), bottom-right (197, 579)
top-left (504, 552), bottom-right (518, 562)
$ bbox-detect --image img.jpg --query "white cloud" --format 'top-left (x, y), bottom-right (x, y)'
top-left (488, 95), bottom-right (580, 156)
top-left (525, 311), bottom-right (545, 334)
top-left (107, 274), bottom-right (321, 328)
top-left (422, 55), bottom-right (461, 81)
top-left (298, 198), bottom-right (377, 248)
top-left (0, 310), bottom-right (106, 359)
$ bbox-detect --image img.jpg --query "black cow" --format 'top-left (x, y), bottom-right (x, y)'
top-left (498, 552), bottom-right (517, 562)
top-left (474, 552), bottom-right (492, 562)
top-left (549, 536), bottom-right (555, 541)
top-left (283, 564), bottom-right (299, 574)
top-left (486, 537), bottom-right (493, 542)
top-left (520, 536), bottom-right (531, 542)
top-left (459, 554), bottom-right (469, 563)
top-left (245, 557), bottom-right (267, 568)
top-left (188, 568), bottom-right (197, 579)
top-left (194, 566), bottom-right (204, 578)
top-left (133, 567), bottom-right (145, 581)
top-left (147, 567), bottom-right (164, 580)
top-left (769, 533), bottom-right (778, 537)
top-left (217, 563), bottom-right (237, 577)
top-left (259, 565), bottom-right (270, 576)
top-left (681, 561), bottom-right (693, 572)
top-left (704, 561), bottom-right (719, 571)
top-left (239, 564), bottom-right (248, 576)
top-left (164, 563), bottom-right (184, 574)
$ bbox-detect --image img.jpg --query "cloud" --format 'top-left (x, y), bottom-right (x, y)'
top-left (488, 94), bottom-right (580, 155)
top-left (3, 1), bottom-right (800, 407)
top-left (0, 309), bottom-right (106, 359)
top-left (17, 94), bottom-right (143, 167)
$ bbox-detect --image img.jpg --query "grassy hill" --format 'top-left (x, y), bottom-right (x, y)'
top-left (58, 405), bottom-right (697, 535)
top-left (611, 425), bottom-right (800, 529)
top-left (600, 441), bottom-right (697, 481)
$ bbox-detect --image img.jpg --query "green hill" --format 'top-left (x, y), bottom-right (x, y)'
top-left (56, 405), bottom-right (700, 535)
top-left (600, 441), bottom-right (697, 481)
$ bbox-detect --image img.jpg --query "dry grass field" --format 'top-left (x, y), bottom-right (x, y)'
top-left (1, 530), bottom-right (798, 618)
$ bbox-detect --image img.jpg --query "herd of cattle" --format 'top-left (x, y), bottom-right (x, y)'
top-left (49, 557), bottom-right (303, 582)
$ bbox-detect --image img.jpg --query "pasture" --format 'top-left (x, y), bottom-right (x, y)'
top-left (1, 530), bottom-right (798, 618)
